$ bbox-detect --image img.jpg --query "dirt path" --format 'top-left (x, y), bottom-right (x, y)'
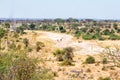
top-left (41, 31), bottom-right (104, 55)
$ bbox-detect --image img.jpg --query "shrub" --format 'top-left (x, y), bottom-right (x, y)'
top-left (92, 33), bottom-right (101, 39)
top-left (103, 29), bottom-right (111, 35)
top-left (59, 26), bottom-right (66, 33)
top-left (11, 58), bottom-right (36, 80)
top-left (85, 56), bottom-right (95, 64)
top-left (27, 47), bottom-right (33, 52)
top-left (82, 34), bottom-right (93, 40)
top-left (86, 68), bottom-right (91, 73)
top-left (35, 68), bottom-right (55, 80)
top-left (0, 28), bottom-right (6, 39)
top-left (53, 47), bottom-right (74, 66)
top-left (23, 38), bottom-right (29, 47)
top-left (63, 47), bottom-right (74, 61)
top-left (102, 58), bottom-right (108, 64)
top-left (98, 77), bottom-right (111, 80)
top-left (36, 41), bottom-right (45, 52)
top-left (61, 60), bottom-right (74, 66)
top-left (102, 66), bottom-right (107, 71)
top-left (109, 34), bottom-right (120, 40)
top-left (53, 49), bottom-right (65, 61)
top-left (8, 42), bottom-right (16, 50)
top-left (74, 30), bottom-right (81, 39)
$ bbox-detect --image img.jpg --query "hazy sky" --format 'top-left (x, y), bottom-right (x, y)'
top-left (0, 0), bottom-right (120, 19)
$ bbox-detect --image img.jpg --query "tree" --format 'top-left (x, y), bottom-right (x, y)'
top-left (74, 30), bottom-right (81, 39)
top-left (29, 23), bottom-right (36, 30)
top-left (113, 23), bottom-right (118, 30)
top-left (103, 29), bottom-right (111, 35)
top-left (59, 26), bottom-right (66, 33)
top-left (4, 22), bottom-right (10, 30)
top-left (0, 28), bottom-right (6, 38)
top-left (16, 26), bottom-right (24, 34)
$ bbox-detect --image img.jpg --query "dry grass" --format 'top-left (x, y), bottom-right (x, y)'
top-left (18, 30), bottom-right (120, 80)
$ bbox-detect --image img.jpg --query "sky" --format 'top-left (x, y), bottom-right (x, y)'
top-left (0, 0), bottom-right (120, 19)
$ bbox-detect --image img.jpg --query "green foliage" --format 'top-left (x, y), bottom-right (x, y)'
top-left (4, 22), bottom-right (10, 28)
top-left (85, 56), bottom-right (95, 64)
top-left (0, 28), bottom-right (6, 38)
top-left (11, 57), bottom-right (36, 80)
top-left (39, 25), bottom-right (56, 31)
top-left (102, 58), bottom-right (108, 64)
top-left (113, 23), bottom-right (118, 30)
top-left (53, 47), bottom-right (74, 66)
top-left (98, 77), bottom-right (111, 80)
top-left (111, 29), bottom-right (115, 34)
top-left (29, 23), bottom-right (36, 30)
top-left (16, 26), bottom-right (25, 34)
top-left (53, 49), bottom-right (65, 61)
top-left (92, 33), bottom-right (101, 39)
top-left (103, 29), bottom-right (111, 35)
top-left (74, 30), bottom-right (82, 39)
top-left (88, 28), bottom-right (94, 33)
top-left (82, 33), bottom-right (93, 40)
top-left (109, 34), bottom-right (120, 40)
top-left (80, 28), bottom-right (88, 33)
top-left (59, 26), bottom-right (66, 33)
top-left (63, 47), bottom-right (74, 61)
top-left (117, 28), bottom-right (120, 33)
top-left (13, 32), bottom-right (19, 38)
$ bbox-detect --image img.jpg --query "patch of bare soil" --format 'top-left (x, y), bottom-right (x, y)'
top-left (43, 31), bottom-right (104, 55)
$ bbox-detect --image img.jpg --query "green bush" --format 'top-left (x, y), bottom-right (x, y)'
top-left (0, 28), bottom-right (6, 38)
top-left (53, 47), bottom-right (74, 66)
top-left (82, 34), bottom-right (93, 40)
top-left (11, 57), bottom-right (36, 80)
top-left (53, 49), bottom-right (65, 61)
top-left (98, 77), bottom-right (111, 80)
top-left (103, 29), bottom-right (111, 35)
top-left (85, 56), bottom-right (95, 64)
top-left (74, 30), bottom-right (82, 39)
top-left (59, 26), bottom-right (66, 33)
top-left (92, 33), bottom-right (101, 39)
top-left (109, 34), bottom-right (120, 40)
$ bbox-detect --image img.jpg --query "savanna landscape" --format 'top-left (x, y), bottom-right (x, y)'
top-left (0, 19), bottom-right (120, 80)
